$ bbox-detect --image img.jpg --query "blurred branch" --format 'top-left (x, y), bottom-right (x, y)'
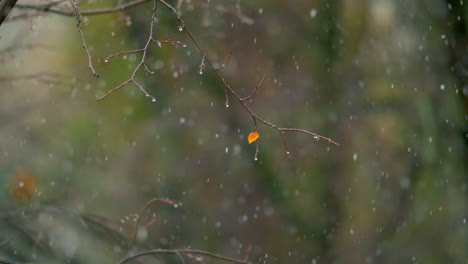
top-left (3, 11), bottom-right (42, 22)
top-left (117, 249), bottom-right (254, 264)
top-left (240, 75), bottom-right (267, 102)
top-left (0, 201), bottom-right (254, 264)
top-left (0, 238), bottom-right (11, 248)
top-left (0, 0), bottom-right (18, 26)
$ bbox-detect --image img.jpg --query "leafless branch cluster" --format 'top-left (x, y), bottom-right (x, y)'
top-left (0, 198), bottom-right (253, 264)
top-left (10, 0), bottom-right (340, 158)
top-left (96, 1), bottom-right (186, 102)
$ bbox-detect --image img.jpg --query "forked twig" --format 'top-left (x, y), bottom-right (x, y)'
top-left (96, 0), bottom-right (158, 101)
top-left (0, 204), bottom-right (252, 264)
top-left (162, 7), bottom-right (340, 156)
top-left (96, 1), bottom-right (187, 102)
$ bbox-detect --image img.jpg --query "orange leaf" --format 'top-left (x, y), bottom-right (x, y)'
top-left (247, 131), bottom-right (260, 144)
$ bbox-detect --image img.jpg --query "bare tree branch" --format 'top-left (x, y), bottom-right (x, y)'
top-left (95, 0), bottom-right (185, 102)
top-left (165, 7), bottom-right (340, 155)
top-left (11, 0), bottom-right (340, 157)
top-left (68, 0), bottom-right (99, 78)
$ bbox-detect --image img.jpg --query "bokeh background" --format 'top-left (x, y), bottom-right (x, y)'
top-left (0, 0), bottom-right (467, 263)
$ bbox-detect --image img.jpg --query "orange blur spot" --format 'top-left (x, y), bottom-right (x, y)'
top-left (10, 170), bottom-right (38, 203)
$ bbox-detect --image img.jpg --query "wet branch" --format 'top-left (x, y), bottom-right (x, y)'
top-left (167, 8), bottom-right (340, 154)
top-left (69, 0), bottom-right (99, 78)
top-left (96, 1), bottom-right (186, 102)
top-left (14, 0), bottom-right (340, 156)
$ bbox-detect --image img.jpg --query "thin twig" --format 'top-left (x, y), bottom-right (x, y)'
top-left (244, 244), bottom-right (252, 262)
top-left (176, 252), bottom-right (186, 264)
top-left (241, 75), bottom-right (266, 102)
top-left (69, 0), bottom-right (99, 78)
top-left (252, 116), bottom-right (259, 161)
top-left (215, 51), bottom-right (232, 70)
top-left (198, 54), bottom-right (205, 74)
top-left (104, 48), bottom-right (145, 61)
top-left (0, 238), bottom-right (11, 248)
top-left (152, 39), bottom-right (186, 47)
